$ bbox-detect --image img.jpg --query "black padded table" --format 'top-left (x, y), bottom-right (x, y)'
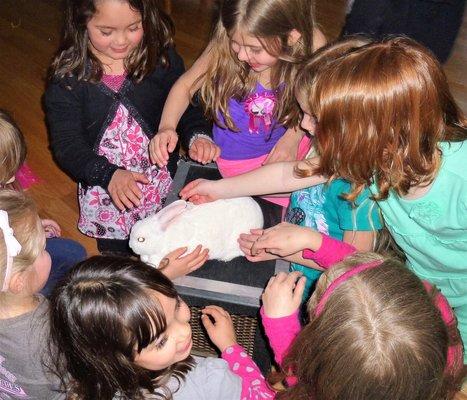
top-left (165, 159), bottom-right (288, 372)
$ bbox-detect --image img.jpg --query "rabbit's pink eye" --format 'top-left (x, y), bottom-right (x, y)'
top-left (138, 237), bottom-right (145, 242)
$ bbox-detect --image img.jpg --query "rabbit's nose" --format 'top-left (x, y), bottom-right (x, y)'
top-left (138, 237), bottom-right (145, 242)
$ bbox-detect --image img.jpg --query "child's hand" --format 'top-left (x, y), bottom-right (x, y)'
top-left (41, 219), bottom-right (61, 238)
top-left (179, 179), bottom-right (220, 204)
top-left (108, 169), bottom-right (149, 211)
top-left (149, 128), bottom-right (179, 167)
top-left (159, 245), bottom-right (209, 280)
top-left (189, 138), bottom-right (221, 165)
top-left (238, 230), bottom-right (279, 262)
top-left (262, 271), bottom-right (306, 318)
top-left (263, 128), bottom-right (302, 165)
top-left (201, 305), bottom-right (237, 352)
top-left (251, 222), bottom-right (318, 257)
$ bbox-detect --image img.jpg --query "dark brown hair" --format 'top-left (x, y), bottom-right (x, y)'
top-left (294, 36), bottom-right (467, 201)
top-left (273, 253), bottom-right (465, 400)
top-left (200, 0), bottom-right (317, 130)
top-left (48, 0), bottom-right (174, 83)
top-left (49, 256), bottom-right (194, 400)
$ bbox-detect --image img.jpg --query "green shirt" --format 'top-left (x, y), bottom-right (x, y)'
top-left (371, 141), bottom-right (467, 279)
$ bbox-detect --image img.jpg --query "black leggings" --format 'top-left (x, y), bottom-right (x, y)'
top-left (96, 238), bottom-right (134, 256)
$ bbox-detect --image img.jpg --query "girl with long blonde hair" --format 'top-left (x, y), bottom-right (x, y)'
top-left (150, 0), bottom-right (325, 206)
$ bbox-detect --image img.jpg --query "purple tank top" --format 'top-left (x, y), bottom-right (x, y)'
top-left (213, 83), bottom-right (287, 160)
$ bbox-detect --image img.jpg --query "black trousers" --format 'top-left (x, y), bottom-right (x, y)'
top-left (343, 0), bottom-right (466, 63)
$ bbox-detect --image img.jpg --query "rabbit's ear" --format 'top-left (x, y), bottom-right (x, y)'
top-left (156, 200), bottom-right (187, 231)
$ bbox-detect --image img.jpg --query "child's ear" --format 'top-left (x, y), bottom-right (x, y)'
top-left (8, 271), bottom-right (26, 294)
top-left (288, 29), bottom-right (302, 46)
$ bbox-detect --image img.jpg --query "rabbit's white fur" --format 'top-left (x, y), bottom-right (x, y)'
top-left (129, 197), bottom-right (264, 267)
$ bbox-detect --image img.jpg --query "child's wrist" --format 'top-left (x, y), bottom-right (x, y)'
top-left (220, 341), bottom-right (238, 353)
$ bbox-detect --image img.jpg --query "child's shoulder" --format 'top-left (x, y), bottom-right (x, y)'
top-left (439, 140), bottom-right (467, 181)
top-left (148, 357), bottom-right (241, 400)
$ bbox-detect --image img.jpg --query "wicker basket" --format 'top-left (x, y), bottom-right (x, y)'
top-left (189, 306), bottom-right (258, 358)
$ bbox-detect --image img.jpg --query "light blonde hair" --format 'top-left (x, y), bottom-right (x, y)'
top-left (199, 0), bottom-right (317, 130)
top-left (0, 110), bottom-right (27, 186)
top-left (274, 253), bottom-right (465, 400)
top-left (294, 36), bottom-right (467, 202)
top-left (0, 190), bottom-right (43, 290)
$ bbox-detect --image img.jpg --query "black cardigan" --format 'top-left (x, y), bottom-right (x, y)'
top-left (45, 48), bottom-right (210, 189)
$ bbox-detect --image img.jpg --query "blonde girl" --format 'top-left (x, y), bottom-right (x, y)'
top-left (257, 228), bottom-right (465, 399)
top-left (0, 190), bottom-right (63, 399)
top-left (0, 109), bottom-right (86, 297)
top-left (151, 0), bottom-right (325, 205)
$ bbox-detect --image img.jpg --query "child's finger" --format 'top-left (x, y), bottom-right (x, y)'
top-left (125, 185), bottom-right (142, 207)
top-left (250, 228), bottom-right (265, 235)
top-left (117, 191), bottom-right (135, 210)
top-left (166, 247), bottom-right (188, 259)
top-left (111, 193), bottom-right (126, 211)
top-left (188, 249), bottom-right (209, 268)
top-left (293, 276), bottom-right (307, 303)
top-left (167, 133), bottom-right (178, 153)
top-left (213, 145), bottom-right (221, 161)
top-left (158, 135), bottom-right (170, 161)
top-left (179, 179), bottom-right (201, 198)
top-left (132, 172), bottom-right (150, 185)
top-left (285, 271), bottom-right (303, 286)
top-left (202, 305), bottom-right (229, 319)
top-left (201, 314), bottom-right (214, 331)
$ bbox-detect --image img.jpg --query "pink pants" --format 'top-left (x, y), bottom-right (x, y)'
top-left (216, 135), bottom-right (312, 208)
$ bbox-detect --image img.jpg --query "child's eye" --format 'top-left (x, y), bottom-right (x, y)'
top-left (100, 30), bottom-right (112, 37)
top-left (250, 48), bottom-right (262, 55)
top-left (129, 26), bottom-right (141, 32)
top-left (153, 335), bottom-right (168, 350)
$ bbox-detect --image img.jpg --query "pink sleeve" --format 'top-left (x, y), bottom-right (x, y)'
top-left (260, 307), bottom-right (301, 387)
top-left (302, 234), bottom-right (356, 268)
top-left (260, 308), bottom-right (301, 365)
top-left (222, 344), bottom-right (275, 399)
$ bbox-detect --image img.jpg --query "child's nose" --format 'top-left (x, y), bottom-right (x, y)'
top-left (114, 32), bottom-right (127, 46)
top-left (237, 46), bottom-right (249, 62)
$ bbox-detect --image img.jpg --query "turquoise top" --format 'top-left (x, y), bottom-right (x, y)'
top-left (286, 178), bottom-right (383, 296)
top-left (371, 141), bottom-right (467, 280)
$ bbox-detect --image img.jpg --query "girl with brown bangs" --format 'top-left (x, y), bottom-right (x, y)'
top-left (256, 229), bottom-right (465, 399)
top-left (49, 256), bottom-right (276, 400)
top-left (292, 36), bottom-right (467, 365)
top-left (150, 0), bottom-right (325, 207)
top-left (45, 0), bottom-right (211, 258)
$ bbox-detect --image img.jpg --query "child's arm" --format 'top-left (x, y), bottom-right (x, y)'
top-left (260, 272), bottom-right (305, 362)
top-left (263, 126), bottom-right (306, 164)
top-left (343, 230), bottom-right (376, 251)
top-left (150, 45), bottom-right (218, 167)
top-left (247, 222), bottom-right (357, 269)
top-left (180, 158), bottom-right (326, 203)
top-left (202, 306), bottom-right (275, 399)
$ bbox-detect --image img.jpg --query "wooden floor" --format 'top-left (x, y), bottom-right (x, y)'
top-left (0, 0), bottom-right (465, 257)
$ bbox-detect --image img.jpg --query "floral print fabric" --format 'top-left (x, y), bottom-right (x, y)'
top-left (78, 103), bottom-right (172, 239)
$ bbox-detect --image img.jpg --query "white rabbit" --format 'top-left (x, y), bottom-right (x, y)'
top-left (129, 197), bottom-right (264, 268)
